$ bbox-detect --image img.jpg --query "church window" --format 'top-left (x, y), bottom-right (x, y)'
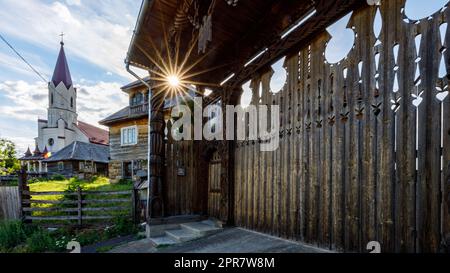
top-left (121, 126), bottom-right (138, 146)
top-left (70, 97), bottom-right (73, 108)
top-left (48, 138), bottom-right (54, 146)
top-left (51, 93), bottom-right (54, 105)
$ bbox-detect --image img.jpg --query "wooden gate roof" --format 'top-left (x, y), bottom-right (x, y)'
top-left (127, 0), bottom-right (364, 88)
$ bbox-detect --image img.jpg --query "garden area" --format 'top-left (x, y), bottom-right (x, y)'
top-left (0, 176), bottom-right (142, 253)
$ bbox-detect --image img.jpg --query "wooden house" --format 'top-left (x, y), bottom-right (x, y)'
top-left (122, 0), bottom-right (450, 253)
top-left (43, 141), bottom-right (109, 179)
top-left (99, 78), bottom-right (176, 183)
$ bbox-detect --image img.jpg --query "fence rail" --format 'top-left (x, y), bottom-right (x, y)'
top-left (17, 170), bottom-right (138, 227)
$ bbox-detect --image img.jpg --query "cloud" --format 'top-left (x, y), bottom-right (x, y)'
top-left (0, 80), bottom-right (129, 150)
top-left (66, 0), bottom-right (82, 6)
top-left (0, 51), bottom-right (51, 80)
top-left (0, 0), bottom-right (140, 80)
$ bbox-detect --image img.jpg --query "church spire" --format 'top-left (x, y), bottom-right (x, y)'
top-left (51, 38), bottom-right (73, 88)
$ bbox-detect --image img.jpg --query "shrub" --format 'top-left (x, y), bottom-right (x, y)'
top-left (50, 174), bottom-right (66, 181)
top-left (104, 217), bottom-right (138, 239)
top-left (26, 229), bottom-right (56, 253)
top-left (74, 229), bottom-right (104, 246)
top-left (117, 178), bottom-right (132, 185)
top-left (0, 221), bottom-right (26, 250)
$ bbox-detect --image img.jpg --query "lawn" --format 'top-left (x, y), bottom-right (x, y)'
top-left (29, 176), bottom-right (131, 193)
top-left (27, 177), bottom-right (134, 223)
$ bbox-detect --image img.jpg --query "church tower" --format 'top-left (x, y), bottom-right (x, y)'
top-left (34, 39), bottom-right (109, 155)
top-left (47, 40), bottom-right (77, 129)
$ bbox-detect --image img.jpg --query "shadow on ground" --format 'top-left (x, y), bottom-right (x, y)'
top-left (108, 228), bottom-right (331, 253)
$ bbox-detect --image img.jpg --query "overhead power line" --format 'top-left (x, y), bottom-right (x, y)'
top-left (0, 33), bottom-right (74, 109)
top-left (0, 33), bottom-right (48, 83)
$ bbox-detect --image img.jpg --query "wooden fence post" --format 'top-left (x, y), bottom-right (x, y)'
top-left (77, 186), bottom-right (82, 227)
top-left (18, 167), bottom-right (31, 223)
top-left (131, 189), bottom-right (137, 224)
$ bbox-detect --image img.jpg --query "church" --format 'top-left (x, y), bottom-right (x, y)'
top-left (20, 40), bottom-right (109, 178)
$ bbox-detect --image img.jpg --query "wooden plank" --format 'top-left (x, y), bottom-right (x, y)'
top-left (442, 5), bottom-right (450, 254)
top-left (416, 15), bottom-right (443, 253)
top-left (394, 9), bottom-right (418, 253)
top-left (333, 63), bottom-right (345, 251)
top-left (26, 191), bottom-right (77, 196)
top-left (24, 199), bottom-right (78, 205)
top-left (0, 186), bottom-right (20, 220)
top-left (25, 216), bottom-right (79, 221)
top-left (82, 206), bottom-right (130, 212)
top-left (82, 190), bottom-right (132, 196)
top-left (81, 199), bottom-right (131, 204)
top-left (25, 215), bottom-right (116, 221)
top-left (376, 1), bottom-right (397, 252)
top-left (23, 207), bottom-right (79, 212)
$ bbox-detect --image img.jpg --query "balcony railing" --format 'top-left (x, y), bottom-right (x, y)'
top-left (130, 103), bottom-right (149, 115)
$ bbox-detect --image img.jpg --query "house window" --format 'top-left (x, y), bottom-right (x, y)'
top-left (58, 162), bottom-right (64, 171)
top-left (131, 93), bottom-right (143, 106)
top-left (121, 126), bottom-right (138, 146)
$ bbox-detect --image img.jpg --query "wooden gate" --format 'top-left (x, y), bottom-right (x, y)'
top-left (208, 151), bottom-right (222, 219)
top-left (234, 0), bottom-right (450, 253)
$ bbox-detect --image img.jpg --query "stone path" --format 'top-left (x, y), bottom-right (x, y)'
top-left (109, 228), bottom-right (331, 253)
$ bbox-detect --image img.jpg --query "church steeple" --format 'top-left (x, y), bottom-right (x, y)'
top-left (51, 40), bottom-right (72, 88)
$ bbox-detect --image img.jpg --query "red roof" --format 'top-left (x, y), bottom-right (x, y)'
top-left (76, 121), bottom-right (109, 145)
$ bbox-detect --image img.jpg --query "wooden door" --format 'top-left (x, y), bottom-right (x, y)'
top-left (208, 151), bottom-right (221, 219)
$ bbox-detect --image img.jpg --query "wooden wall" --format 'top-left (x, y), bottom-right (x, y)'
top-left (208, 151), bottom-right (222, 219)
top-left (0, 186), bottom-right (20, 220)
top-left (109, 118), bottom-right (148, 162)
top-left (234, 0), bottom-right (450, 253)
top-left (163, 121), bottom-right (201, 216)
top-left (47, 161), bottom-right (108, 178)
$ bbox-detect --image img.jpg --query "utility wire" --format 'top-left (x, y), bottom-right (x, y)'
top-left (0, 33), bottom-right (74, 109)
top-left (0, 33), bottom-right (48, 83)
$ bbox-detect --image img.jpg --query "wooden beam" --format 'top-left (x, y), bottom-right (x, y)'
top-left (225, 0), bottom-right (365, 88)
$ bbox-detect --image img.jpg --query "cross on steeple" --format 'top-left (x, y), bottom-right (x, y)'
top-left (59, 32), bottom-right (64, 45)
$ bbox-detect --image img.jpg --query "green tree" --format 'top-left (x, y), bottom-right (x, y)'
top-left (0, 138), bottom-right (20, 175)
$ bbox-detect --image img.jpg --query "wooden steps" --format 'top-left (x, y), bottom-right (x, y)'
top-left (149, 220), bottom-right (223, 247)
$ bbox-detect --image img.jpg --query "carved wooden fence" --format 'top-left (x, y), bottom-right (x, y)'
top-left (234, 0), bottom-right (449, 253)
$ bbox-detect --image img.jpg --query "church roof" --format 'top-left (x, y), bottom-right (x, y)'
top-left (33, 144), bottom-right (41, 156)
top-left (24, 147), bottom-right (32, 157)
top-left (76, 121), bottom-right (109, 145)
top-left (43, 141), bottom-right (109, 163)
top-left (52, 42), bottom-right (73, 88)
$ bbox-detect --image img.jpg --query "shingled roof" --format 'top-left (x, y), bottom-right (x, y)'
top-left (99, 97), bottom-right (179, 126)
top-left (76, 121), bottom-right (109, 145)
top-left (43, 141), bottom-right (109, 163)
top-left (52, 42), bottom-right (73, 88)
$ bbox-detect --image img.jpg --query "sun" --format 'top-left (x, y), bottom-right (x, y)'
top-left (167, 75), bottom-right (180, 87)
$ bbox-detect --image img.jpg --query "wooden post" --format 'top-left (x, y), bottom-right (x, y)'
top-left (77, 186), bottom-right (82, 227)
top-left (18, 167), bottom-right (30, 223)
top-left (131, 188), bottom-right (138, 224)
top-left (148, 88), bottom-right (165, 219)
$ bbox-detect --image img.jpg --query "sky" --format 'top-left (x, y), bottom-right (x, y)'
top-left (0, 0), bottom-right (446, 155)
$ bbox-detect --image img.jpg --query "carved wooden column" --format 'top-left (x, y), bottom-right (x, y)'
top-left (148, 87), bottom-right (166, 218)
top-left (219, 86), bottom-right (241, 225)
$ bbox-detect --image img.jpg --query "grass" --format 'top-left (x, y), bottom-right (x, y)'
top-left (0, 218), bottom-right (139, 253)
top-left (0, 177), bottom-right (139, 253)
top-left (28, 176), bottom-right (133, 223)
